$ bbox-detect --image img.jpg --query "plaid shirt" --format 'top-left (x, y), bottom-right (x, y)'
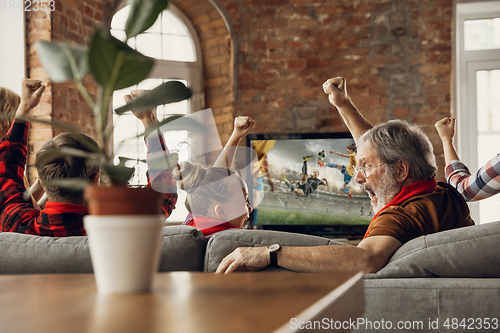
top-left (445, 156), bottom-right (500, 202)
top-left (0, 119), bottom-right (177, 236)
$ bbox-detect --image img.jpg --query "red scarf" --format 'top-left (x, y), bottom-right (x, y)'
top-left (41, 201), bottom-right (89, 215)
top-left (188, 216), bottom-right (240, 239)
top-left (364, 178), bottom-right (437, 239)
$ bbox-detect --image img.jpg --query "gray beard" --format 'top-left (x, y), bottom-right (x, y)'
top-left (372, 172), bottom-right (402, 214)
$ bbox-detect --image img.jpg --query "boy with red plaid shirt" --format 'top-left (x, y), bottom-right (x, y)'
top-left (0, 80), bottom-right (177, 236)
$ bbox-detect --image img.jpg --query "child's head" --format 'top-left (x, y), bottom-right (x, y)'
top-left (346, 143), bottom-right (356, 154)
top-left (0, 87), bottom-right (21, 138)
top-left (36, 132), bottom-right (100, 205)
top-left (173, 162), bottom-right (252, 228)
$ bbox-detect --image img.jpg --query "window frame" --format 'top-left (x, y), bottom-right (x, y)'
top-left (455, 0), bottom-right (500, 222)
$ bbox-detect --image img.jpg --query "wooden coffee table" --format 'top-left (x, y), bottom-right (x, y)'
top-left (0, 271), bottom-right (363, 333)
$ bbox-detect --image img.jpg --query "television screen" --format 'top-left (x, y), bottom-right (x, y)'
top-left (246, 133), bottom-right (371, 239)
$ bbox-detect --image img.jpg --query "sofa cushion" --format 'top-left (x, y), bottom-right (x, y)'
top-left (204, 229), bottom-right (345, 272)
top-left (0, 225), bottom-right (206, 274)
top-left (0, 232), bottom-right (92, 274)
top-left (159, 225), bottom-right (207, 272)
top-left (367, 221), bottom-right (500, 278)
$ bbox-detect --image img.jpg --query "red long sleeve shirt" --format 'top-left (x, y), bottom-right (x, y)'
top-left (0, 119), bottom-right (177, 236)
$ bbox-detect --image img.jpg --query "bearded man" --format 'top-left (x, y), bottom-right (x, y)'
top-left (216, 77), bottom-right (473, 275)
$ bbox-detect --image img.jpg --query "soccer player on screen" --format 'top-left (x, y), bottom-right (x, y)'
top-left (281, 154), bottom-right (328, 197)
top-left (319, 144), bottom-right (356, 198)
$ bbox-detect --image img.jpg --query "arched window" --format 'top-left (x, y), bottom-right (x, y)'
top-left (111, 3), bottom-right (203, 222)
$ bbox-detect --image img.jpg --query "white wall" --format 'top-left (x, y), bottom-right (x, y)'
top-left (0, 8), bottom-right (25, 95)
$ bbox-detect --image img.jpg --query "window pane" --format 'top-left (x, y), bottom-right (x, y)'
top-left (110, 29), bottom-right (126, 42)
top-left (111, 6), bottom-right (130, 30)
top-left (476, 69), bottom-right (500, 133)
top-left (162, 35), bottom-right (196, 62)
top-left (109, 6), bottom-right (197, 62)
top-left (148, 14), bottom-right (162, 33)
top-left (162, 11), bottom-right (189, 36)
top-left (136, 33), bottom-right (162, 59)
top-left (476, 69), bottom-right (500, 223)
top-left (464, 18), bottom-right (500, 51)
top-left (137, 78), bottom-right (164, 90)
top-left (113, 78), bottom-right (191, 186)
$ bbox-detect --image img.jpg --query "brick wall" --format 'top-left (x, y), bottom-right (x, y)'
top-left (25, 0), bottom-right (119, 182)
top-left (170, 0), bottom-right (234, 144)
top-left (26, 0), bottom-right (454, 181)
top-left (215, 0), bottom-right (453, 180)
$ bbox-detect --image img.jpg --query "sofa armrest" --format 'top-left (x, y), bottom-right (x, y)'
top-left (204, 229), bottom-right (344, 272)
top-left (367, 221), bottom-right (500, 278)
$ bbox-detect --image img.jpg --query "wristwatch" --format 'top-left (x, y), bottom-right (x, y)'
top-left (267, 244), bottom-right (281, 267)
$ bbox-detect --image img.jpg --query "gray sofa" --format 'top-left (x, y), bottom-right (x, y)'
top-left (1, 222), bottom-right (499, 333)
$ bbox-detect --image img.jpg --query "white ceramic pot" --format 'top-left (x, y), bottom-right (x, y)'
top-left (84, 215), bottom-right (164, 294)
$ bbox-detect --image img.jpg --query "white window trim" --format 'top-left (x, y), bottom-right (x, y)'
top-left (455, 1), bottom-right (500, 222)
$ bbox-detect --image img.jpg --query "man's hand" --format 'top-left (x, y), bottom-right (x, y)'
top-left (16, 78), bottom-right (46, 118)
top-left (232, 116), bottom-right (256, 140)
top-left (124, 90), bottom-right (158, 129)
top-left (435, 117), bottom-right (455, 143)
top-left (323, 77), bottom-right (349, 109)
top-left (215, 246), bottom-right (270, 274)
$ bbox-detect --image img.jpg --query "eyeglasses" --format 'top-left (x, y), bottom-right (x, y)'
top-left (355, 162), bottom-right (387, 177)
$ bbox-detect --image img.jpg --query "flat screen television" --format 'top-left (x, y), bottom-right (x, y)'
top-left (245, 133), bottom-right (371, 239)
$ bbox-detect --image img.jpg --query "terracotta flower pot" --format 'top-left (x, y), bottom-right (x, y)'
top-left (84, 185), bottom-right (164, 215)
top-left (83, 185), bottom-right (165, 294)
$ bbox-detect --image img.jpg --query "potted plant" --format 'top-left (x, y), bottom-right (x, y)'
top-left (34, 0), bottom-right (199, 294)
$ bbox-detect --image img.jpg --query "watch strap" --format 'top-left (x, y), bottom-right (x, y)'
top-left (269, 250), bottom-right (278, 267)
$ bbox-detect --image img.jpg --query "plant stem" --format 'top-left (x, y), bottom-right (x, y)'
top-left (62, 45), bottom-right (96, 110)
top-left (75, 80), bottom-right (96, 111)
top-left (99, 51), bottom-right (125, 160)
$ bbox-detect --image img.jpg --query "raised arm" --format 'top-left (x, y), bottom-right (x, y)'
top-left (435, 116), bottom-right (500, 202)
top-left (15, 78), bottom-right (46, 120)
top-left (435, 117), bottom-right (460, 166)
top-left (322, 77), bottom-right (372, 142)
top-left (330, 150), bottom-right (348, 158)
top-left (126, 90), bottom-right (177, 217)
top-left (213, 116), bottom-right (255, 169)
top-left (0, 79), bottom-right (45, 232)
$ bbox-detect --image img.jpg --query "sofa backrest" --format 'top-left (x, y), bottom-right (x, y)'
top-left (0, 226), bottom-right (206, 274)
top-left (204, 229), bottom-right (345, 272)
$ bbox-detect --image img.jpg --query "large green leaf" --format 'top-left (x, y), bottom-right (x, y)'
top-left (102, 164), bottom-right (135, 184)
top-left (36, 41), bottom-right (88, 82)
top-left (114, 81), bottom-right (192, 115)
top-left (144, 115), bottom-right (205, 137)
top-left (14, 115), bottom-right (105, 155)
top-left (88, 27), bottom-right (154, 91)
top-left (125, 0), bottom-right (169, 39)
top-left (118, 156), bottom-right (146, 165)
